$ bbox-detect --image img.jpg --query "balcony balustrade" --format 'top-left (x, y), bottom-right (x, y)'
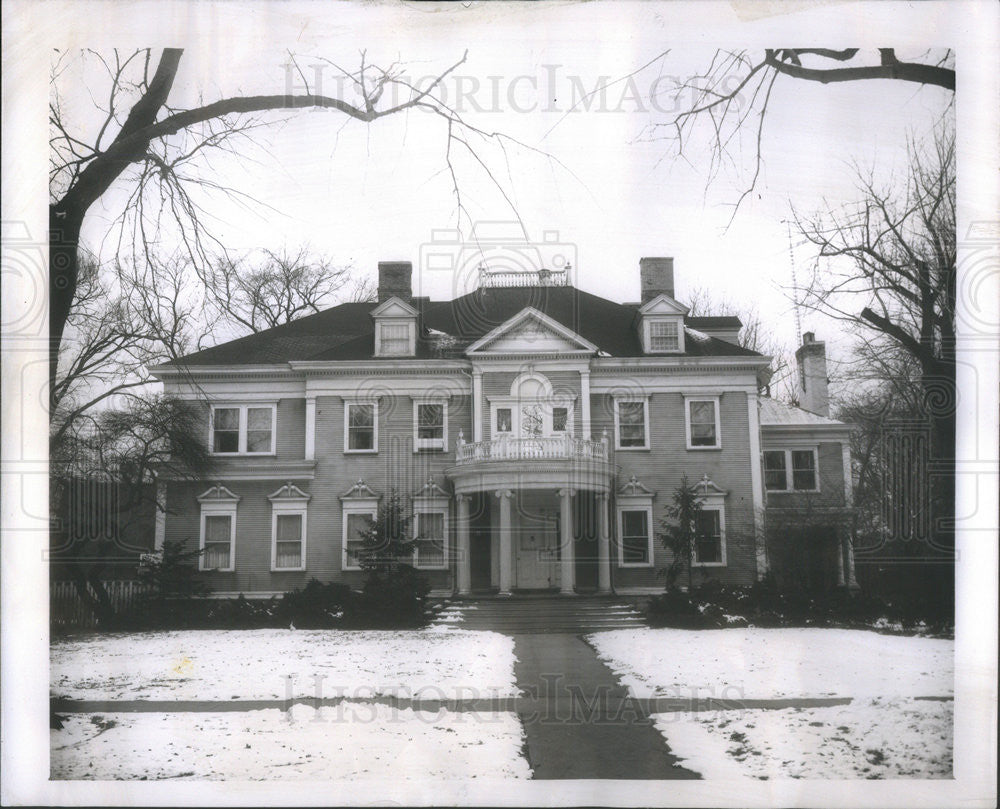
top-left (454, 434), bottom-right (608, 465)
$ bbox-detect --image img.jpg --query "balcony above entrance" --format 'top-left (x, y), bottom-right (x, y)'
top-left (447, 433), bottom-right (613, 495)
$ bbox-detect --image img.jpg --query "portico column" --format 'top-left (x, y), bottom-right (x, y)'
top-left (558, 488), bottom-right (576, 594)
top-left (496, 490), bottom-right (513, 594)
top-left (597, 493), bottom-right (611, 594)
top-left (456, 495), bottom-right (471, 595)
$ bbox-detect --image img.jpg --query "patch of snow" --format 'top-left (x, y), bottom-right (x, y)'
top-left (51, 705), bottom-right (530, 780)
top-left (684, 327), bottom-right (710, 342)
top-left (588, 628), bottom-right (953, 699)
top-left (52, 629), bottom-right (518, 701)
top-left (655, 697), bottom-right (952, 779)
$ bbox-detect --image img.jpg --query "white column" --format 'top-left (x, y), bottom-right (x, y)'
top-left (456, 495), bottom-right (471, 595)
top-left (580, 368), bottom-right (592, 440)
top-left (746, 392), bottom-right (768, 579)
top-left (154, 481), bottom-right (166, 551)
top-left (304, 396), bottom-right (317, 460)
top-left (597, 492), bottom-right (611, 593)
top-left (496, 489), bottom-right (513, 594)
top-left (473, 370), bottom-right (484, 442)
top-left (558, 488), bottom-right (576, 594)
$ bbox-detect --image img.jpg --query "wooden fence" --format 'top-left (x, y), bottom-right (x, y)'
top-left (50, 580), bottom-right (150, 630)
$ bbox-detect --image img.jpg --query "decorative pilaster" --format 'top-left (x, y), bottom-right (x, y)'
top-left (581, 368), bottom-right (592, 440)
top-left (473, 370), bottom-right (484, 442)
top-left (304, 396), bottom-right (317, 460)
top-left (558, 488), bottom-right (576, 594)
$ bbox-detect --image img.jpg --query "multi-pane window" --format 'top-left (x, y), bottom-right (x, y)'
top-left (552, 407), bottom-right (568, 432)
top-left (274, 513), bottom-right (303, 569)
top-left (415, 402), bottom-right (446, 450)
top-left (379, 322), bottom-right (411, 355)
top-left (764, 449), bottom-right (818, 491)
top-left (346, 403), bottom-right (376, 452)
top-left (496, 407), bottom-right (512, 433)
top-left (649, 320), bottom-right (679, 351)
top-left (616, 400), bottom-right (648, 449)
top-left (619, 508), bottom-right (652, 565)
top-left (343, 511), bottom-right (373, 570)
top-left (694, 509), bottom-right (723, 564)
top-left (202, 514), bottom-right (233, 570)
top-left (414, 511), bottom-right (446, 569)
top-left (687, 399), bottom-right (719, 448)
top-left (210, 405), bottom-right (274, 455)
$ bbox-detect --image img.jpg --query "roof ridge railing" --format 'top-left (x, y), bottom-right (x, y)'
top-left (477, 266), bottom-right (570, 288)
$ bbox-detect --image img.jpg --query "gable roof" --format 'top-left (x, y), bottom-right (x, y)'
top-left (465, 306), bottom-right (599, 354)
top-left (164, 285), bottom-right (764, 367)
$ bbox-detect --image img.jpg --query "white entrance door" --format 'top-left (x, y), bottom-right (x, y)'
top-left (514, 502), bottom-right (558, 589)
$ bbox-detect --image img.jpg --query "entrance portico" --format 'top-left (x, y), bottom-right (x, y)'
top-left (447, 436), bottom-right (613, 595)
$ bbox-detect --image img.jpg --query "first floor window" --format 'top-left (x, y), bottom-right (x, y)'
top-left (616, 400), bottom-right (648, 449)
top-left (764, 449), bottom-right (818, 491)
top-left (210, 404), bottom-right (275, 455)
top-left (619, 508), bottom-right (652, 566)
top-left (343, 511), bottom-right (373, 570)
top-left (274, 513), bottom-right (304, 570)
top-left (202, 514), bottom-right (233, 570)
top-left (694, 509), bottom-right (723, 565)
top-left (687, 399), bottom-right (719, 448)
top-left (414, 511), bottom-right (447, 569)
top-left (346, 403), bottom-right (376, 451)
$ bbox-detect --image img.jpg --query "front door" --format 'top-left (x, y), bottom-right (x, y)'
top-left (515, 501), bottom-right (558, 589)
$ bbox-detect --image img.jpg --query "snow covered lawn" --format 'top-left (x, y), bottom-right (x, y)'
top-left (51, 629), bottom-right (517, 701)
top-left (51, 704), bottom-right (530, 780)
top-left (587, 627), bottom-right (953, 699)
top-left (655, 697), bottom-right (952, 779)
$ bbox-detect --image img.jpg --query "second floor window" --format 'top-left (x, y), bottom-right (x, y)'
top-left (210, 404), bottom-right (275, 455)
top-left (615, 399), bottom-right (648, 449)
top-left (415, 402), bottom-right (446, 450)
top-left (346, 403), bottom-right (377, 452)
top-left (764, 449), bottom-right (818, 491)
top-left (552, 407), bottom-right (568, 432)
top-left (686, 398), bottom-right (720, 449)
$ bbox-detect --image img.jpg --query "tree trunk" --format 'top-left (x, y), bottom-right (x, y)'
top-left (49, 206), bottom-right (84, 396)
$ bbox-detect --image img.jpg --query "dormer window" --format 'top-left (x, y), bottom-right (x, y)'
top-left (649, 320), bottom-right (680, 351)
top-left (371, 296), bottom-right (418, 357)
top-left (637, 293), bottom-right (688, 354)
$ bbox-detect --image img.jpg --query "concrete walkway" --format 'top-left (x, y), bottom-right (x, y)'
top-left (512, 634), bottom-right (700, 780)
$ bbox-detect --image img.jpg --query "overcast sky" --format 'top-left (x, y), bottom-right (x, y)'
top-left (56, 3), bottom-right (954, 390)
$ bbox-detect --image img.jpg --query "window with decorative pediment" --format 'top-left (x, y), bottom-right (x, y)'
top-left (197, 485), bottom-right (240, 571)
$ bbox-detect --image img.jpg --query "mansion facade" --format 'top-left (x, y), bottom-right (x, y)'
top-left (151, 258), bottom-right (858, 596)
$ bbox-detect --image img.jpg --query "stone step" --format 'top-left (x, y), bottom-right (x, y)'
top-left (430, 598), bottom-right (647, 634)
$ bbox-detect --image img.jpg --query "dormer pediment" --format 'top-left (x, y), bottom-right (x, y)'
top-left (371, 297), bottom-right (419, 318)
top-left (466, 307), bottom-right (597, 355)
top-left (638, 294), bottom-right (689, 316)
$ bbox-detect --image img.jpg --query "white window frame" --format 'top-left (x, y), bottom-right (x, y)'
top-left (208, 403), bottom-right (276, 456)
top-left (692, 504), bottom-right (727, 567)
top-left (684, 395), bottom-right (721, 450)
top-left (198, 500), bottom-right (238, 572)
top-left (643, 316), bottom-right (685, 354)
top-left (374, 319), bottom-right (416, 357)
top-left (344, 400), bottom-right (379, 454)
top-left (763, 448), bottom-right (821, 493)
top-left (616, 504), bottom-right (654, 568)
top-left (413, 398), bottom-right (448, 452)
top-left (270, 500), bottom-right (308, 572)
top-left (412, 505), bottom-right (449, 570)
top-left (613, 397), bottom-right (650, 451)
top-left (341, 505), bottom-right (377, 572)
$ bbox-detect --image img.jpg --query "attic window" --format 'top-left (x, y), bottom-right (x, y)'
top-left (649, 320), bottom-right (679, 351)
top-left (379, 322), bottom-right (411, 355)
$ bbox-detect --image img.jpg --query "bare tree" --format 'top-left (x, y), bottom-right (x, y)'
top-left (797, 125), bottom-right (956, 549)
top-left (650, 48), bottom-right (954, 219)
top-left (686, 286), bottom-right (792, 396)
top-left (49, 46), bottom-right (536, 393)
top-left (206, 248), bottom-right (357, 334)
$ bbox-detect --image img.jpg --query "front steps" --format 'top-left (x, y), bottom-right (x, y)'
top-left (430, 595), bottom-right (647, 634)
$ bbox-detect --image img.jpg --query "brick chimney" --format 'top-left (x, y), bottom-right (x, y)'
top-left (795, 331), bottom-right (830, 416)
top-left (640, 257), bottom-right (675, 303)
top-left (378, 261), bottom-right (412, 302)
